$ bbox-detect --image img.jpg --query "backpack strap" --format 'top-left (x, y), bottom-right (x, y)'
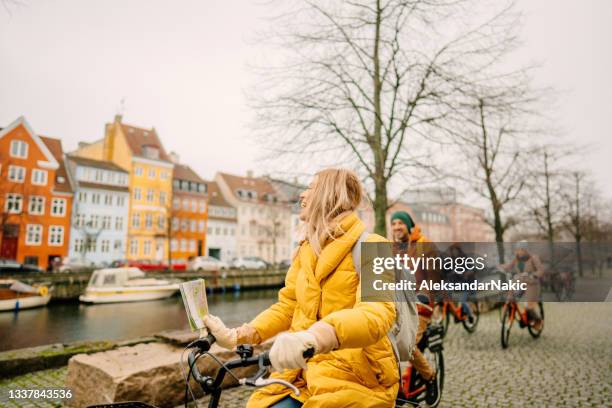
top-left (351, 231), bottom-right (369, 277)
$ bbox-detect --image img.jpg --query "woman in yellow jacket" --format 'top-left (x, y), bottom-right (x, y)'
top-left (204, 168), bottom-right (399, 408)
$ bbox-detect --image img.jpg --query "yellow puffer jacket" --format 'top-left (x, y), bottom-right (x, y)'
top-left (247, 212), bottom-right (399, 408)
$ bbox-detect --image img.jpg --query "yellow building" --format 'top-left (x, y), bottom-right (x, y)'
top-left (73, 115), bottom-right (174, 262)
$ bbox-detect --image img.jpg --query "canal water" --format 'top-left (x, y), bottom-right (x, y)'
top-left (0, 290), bottom-right (279, 351)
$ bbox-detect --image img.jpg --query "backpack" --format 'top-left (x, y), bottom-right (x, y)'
top-left (351, 232), bottom-right (418, 365)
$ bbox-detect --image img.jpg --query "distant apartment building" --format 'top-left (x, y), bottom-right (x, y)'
top-left (205, 181), bottom-right (237, 262)
top-left (267, 177), bottom-right (304, 256)
top-left (73, 115), bottom-right (174, 262)
top-left (0, 117), bottom-right (73, 269)
top-left (65, 155), bottom-right (130, 265)
top-left (170, 162), bottom-right (208, 263)
top-left (215, 172), bottom-right (292, 263)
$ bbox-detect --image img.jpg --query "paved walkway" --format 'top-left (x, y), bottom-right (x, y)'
top-left (1, 303), bottom-right (610, 407)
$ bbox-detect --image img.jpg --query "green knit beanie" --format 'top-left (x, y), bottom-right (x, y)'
top-left (390, 211), bottom-right (415, 231)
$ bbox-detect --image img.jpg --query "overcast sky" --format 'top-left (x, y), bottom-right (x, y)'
top-left (1, 0), bottom-right (610, 199)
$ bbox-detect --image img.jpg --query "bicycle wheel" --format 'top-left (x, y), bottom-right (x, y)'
top-left (528, 302), bottom-right (544, 338)
top-left (501, 303), bottom-right (513, 348)
top-left (461, 302), bottom-right (480, 333)
top-left (423, 347), bottom-right (444, 407)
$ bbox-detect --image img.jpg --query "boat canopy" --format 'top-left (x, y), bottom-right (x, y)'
top-left (88, 268), bottom-right (146, 287)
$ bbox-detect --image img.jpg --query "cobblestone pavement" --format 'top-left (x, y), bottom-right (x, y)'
top-left (1, 303), bottom-right (610, 407)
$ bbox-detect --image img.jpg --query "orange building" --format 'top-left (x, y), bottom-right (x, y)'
top-left (169, 163), bottom-right (208, 263)
top-left (0, 117), bottom-right (73, 269)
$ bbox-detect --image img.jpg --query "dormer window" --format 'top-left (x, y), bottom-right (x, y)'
top-left (142, 145), bottom-right (160, 159)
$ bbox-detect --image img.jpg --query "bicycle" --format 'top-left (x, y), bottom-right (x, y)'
top-left (432, 298), bottom-right (479, 337)
top-left (550, 270), bottom-right (575, 301)
top-left (500, 298), bottom-right (544, 349)
top-left (396, 323), bottom-right (445, 407)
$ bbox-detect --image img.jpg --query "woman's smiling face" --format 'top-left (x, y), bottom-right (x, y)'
top-left (299, 177), bottom-right (317, 222)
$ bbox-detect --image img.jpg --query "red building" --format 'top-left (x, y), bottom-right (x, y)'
top-left (0, 117), bottom-right (73, 269)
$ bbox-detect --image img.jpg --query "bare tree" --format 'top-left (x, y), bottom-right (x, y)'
top-left (561, 171), bottom-right (589, 277)
top-left (252, 0), bottom-right (525, 235)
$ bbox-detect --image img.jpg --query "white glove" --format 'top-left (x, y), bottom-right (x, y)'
top-left (269, 331), bottom-right (317, 371)
top-left (202, 315), bottom-right (237, 350)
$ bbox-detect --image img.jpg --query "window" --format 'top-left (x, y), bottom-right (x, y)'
top-left (89, 214), bottom-right (99, 228)
top-left (207, 226), bottom-right (212, 235)
top-left (180, 239), bottom-right (187, 251)
top-left (135, 167), bottom-right (144, 176)
top-left (172, 217), bottom-right (179, 231)
top-left (10, 140), bottom-right (28, 158)
top-left (102, 215), bottom-right (111, 229)
top-left (159, 192), bottom-right (166, 206)
top-left (132, 213), bottom-right (140, 228)
top-left (181, 218), bottom-right (188, 232)
top-left (198, 220), bottom-right (205, 232)
top-left (189, 240), bottom-right (196, 252)
top-left (148, 168), bottom-right (156, 179)
top-left (87, 238), bottom-right (97, 252)
top-left (171, 239), bottom-right (178, 251)
top-left (31, 169), bottom-right (48, 186)
top-left (29, 196), bottom-right (45, 215)
top-left (75, 213), bottom-right (86, 227)
top-left (5, 194), bottom-right (23, 213)
top-left (146, 189), bottom-right (154, 203)
top-left (115, 216), bottom-right (123, 230)
top-left (114, 240), bottom-right (122, 250)
top-left (104, 194), bottom-right (113, 205)
top-left (48, 226), bottom-right (64, 246)
top-left (95, 170), bottom-right (103, 182)
top-left (26, 224), bottom-right (42, 245)
top-left (78, 192), bottom-right (87, 202)
top-left (129, 239), bottom-right (138, 256)
top-left (182, 199), bottom-right (189, 211)
top-left (191, 200), bottom-right (197, 212)
top-left (91, 193), bottom-right (101, 205)
top-left (101, 240), bottom-right (110, 253)
top-left (160, 171), bottom-right (168, 180)
top-left (199, 200), bottom-right (206, 213)
top-left (116, 196), bottom-right (125, 206)
top-left (51, 198), bottom-right (66, 216)
top-left (134, 188), bottom-right (141, 201)
top-left (157, 216), bottom-right (165, 229)
top-left (143, 146), bottom-right (160, 160)
top-left (74, 238), bottom-right (84, 252)
top-left (143, 240), bottom-right (152, 255)
top-left (190, 219), bottom-right (196, 232)
top-left (173, 198), bottom-right (180, 210)
top-left (8, 165), bottom-right (26, 182)
top-left (145, 213), bottom-right (153, 228)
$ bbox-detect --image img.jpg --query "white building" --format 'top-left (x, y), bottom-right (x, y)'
top-left (215, 172), bottom-right (292, 263)
top-left (205, 181), bottom-right (237, 262)
top-left (65, 155), bottom-right (130, 265)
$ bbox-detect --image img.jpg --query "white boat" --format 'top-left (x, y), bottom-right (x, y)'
top-left (79, 267), bottom-right (180, 304)
top-left (0, 279), bottom-right (52, 312)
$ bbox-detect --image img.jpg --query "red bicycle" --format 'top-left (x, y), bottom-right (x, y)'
top-left (500, 300), bottom-right (544, 348)
top-left (432, 299), bottom-right (479, 337)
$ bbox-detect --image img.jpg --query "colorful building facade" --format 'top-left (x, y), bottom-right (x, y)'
top-left (0, 117), bottom-right (73, 269)
top-left (73, 115), bottom-right (174, 262)
top-left (170, 163), bottom-right (208, 263)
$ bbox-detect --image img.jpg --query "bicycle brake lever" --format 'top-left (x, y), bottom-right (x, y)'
top-left (239, 377), bottom-right (301, 396)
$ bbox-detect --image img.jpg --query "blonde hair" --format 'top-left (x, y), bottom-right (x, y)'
top-left (304, 168), bottom-right (363, 255)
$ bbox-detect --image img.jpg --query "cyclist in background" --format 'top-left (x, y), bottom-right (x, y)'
top-left (501, 241), bottom-right (545, 330)
top-left (442, 243), bottom-right (476, 324)
top-left (391, 211), bottom-right (440, 406)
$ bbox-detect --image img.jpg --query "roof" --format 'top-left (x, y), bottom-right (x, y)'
top-left (120, 123), bottom-right (171, 162)
top-left (206, 181), bottom-right (232, 208)
top-left (0, 117), bottom-right (59, 169)
top-left (267, 177), bottom-right (304, 203)
top-left (217, 172), bottom-right (279, 203)
top-left (40, 136), bottom-right (72, 194)
top-left (66, 155), bottom-right (128, 173)
top-left (173, 163), bottom-right (204, 183)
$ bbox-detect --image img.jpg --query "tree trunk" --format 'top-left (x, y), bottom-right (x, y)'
top-left (374, 177), bottom-right (388, 236)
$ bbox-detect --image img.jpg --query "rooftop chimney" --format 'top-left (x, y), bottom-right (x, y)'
top-left (246, 170), bottom-right (254, 178)
top-left (169, 151), bottom-right (180, 164)
top-left (114, 114), bottom-right (123, 123)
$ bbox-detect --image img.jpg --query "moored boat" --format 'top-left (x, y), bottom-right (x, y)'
top-left (79, 267), bottom-right (179, 304)
top-left (0, 279), bottom-right (52, 312)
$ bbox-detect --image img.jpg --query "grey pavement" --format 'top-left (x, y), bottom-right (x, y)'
top-left (1, 303), bottom-right (610, 407)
